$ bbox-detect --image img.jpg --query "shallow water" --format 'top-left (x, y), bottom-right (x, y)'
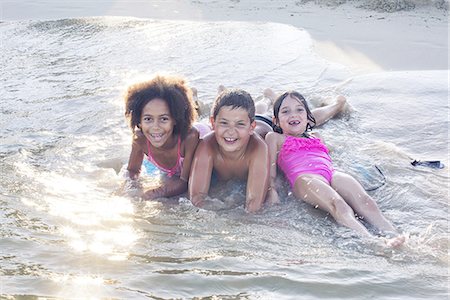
top-left (0, 16), bottom-right (449, 299)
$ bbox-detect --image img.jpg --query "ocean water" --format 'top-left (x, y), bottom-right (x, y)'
top-left (0, 14), bottom-right (449, 300)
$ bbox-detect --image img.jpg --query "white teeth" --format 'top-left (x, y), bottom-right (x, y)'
top-left (224, 137), bottom-right (237, 142)
top-left (150, 133), bottom-right (164, 141)
top-left (289, 120), bottom-right (300, 125)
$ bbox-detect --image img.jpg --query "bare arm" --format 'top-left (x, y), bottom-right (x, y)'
top-left (246, 136), bottom-right (270, 213)
top-left (126, 133), bottom-right (145, 179)
top-left (264, 132), bottom-right (282, 205)
top-left (311, 95), bottom-right (346, 126)
top-left (179, 128), bottom-right (200, 182)
top-left (143, 176), bottom-right (188, 199)
top-left (188, 138), bottom-right (214, 207)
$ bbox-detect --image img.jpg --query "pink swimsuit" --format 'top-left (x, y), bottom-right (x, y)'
top-left (146, 136), bottom-right (184, 177)
top-left (277, 135), bottom-right (334, 187)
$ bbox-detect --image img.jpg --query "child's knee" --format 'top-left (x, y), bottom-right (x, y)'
top-left (331, 197), bottom-right (353, 217)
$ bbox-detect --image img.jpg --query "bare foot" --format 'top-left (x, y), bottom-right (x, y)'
top-left (266, 188), bottom-right (281, 206)
top-left (255, 100), bottom-right (270, 115)
top-left (384, 235), bottom-right (406, 248)
top-left (335, 95), bottom-right (347, 112)
top-left (263, 88), bottom-right (277, 103)
top-left (217, 85), bottom-right (226, 94)
top-left (191, 87), bottom-right (203, 115)
top-left (191, 87), bottom-right (198, 99)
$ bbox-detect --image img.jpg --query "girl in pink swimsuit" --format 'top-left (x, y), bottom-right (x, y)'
top-left (265, 91), bottom-right (405, 247)
top-left (124, 75), bottom-right (210, 200)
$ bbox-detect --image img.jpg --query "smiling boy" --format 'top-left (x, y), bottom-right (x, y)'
top-left (188, 89), bottom-right (269, 213)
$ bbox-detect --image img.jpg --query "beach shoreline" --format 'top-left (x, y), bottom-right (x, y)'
top-left (1, 0), bottom-right (448, 73)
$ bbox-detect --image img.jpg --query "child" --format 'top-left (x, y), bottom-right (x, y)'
top-left (254, 88), bottom-right (348, 138)
top-left (124, 75), bottom-right (206, 199)
top-left (265, 91), bottom-right (405, 247)
top-left (188, 89), bottom-right (270, 213)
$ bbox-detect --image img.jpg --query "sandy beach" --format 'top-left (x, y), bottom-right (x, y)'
top-left (2, 0), bottom-right (448, 73)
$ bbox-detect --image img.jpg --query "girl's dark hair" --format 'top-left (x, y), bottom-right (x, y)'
top-left (272, 91), bottom-right (316, 133)
top-left (212, 88), bottom-right (255, 122)
top-left (124, 75), bottom-right (197, 139)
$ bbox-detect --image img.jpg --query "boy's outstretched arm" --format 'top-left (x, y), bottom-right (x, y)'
top-left (311, 95), bottom-right (347, 126)
top-left (264, 132), bottom-right (281, 205)
top-left (188, 139), bottom-right (214, 207)
top-left (246, 137), bottom-right (270, 213)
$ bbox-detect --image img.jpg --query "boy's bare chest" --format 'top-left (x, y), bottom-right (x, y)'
top-left (214, 157), bottom-right (249, 181)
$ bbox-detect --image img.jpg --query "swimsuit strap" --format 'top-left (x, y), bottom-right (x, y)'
top-left (146, 135), bottom-right (181, 176)
top-left (176, 135), bottom-right (182, 163)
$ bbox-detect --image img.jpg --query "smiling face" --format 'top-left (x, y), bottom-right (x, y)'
top-left (211, 105), bottom-right (256, 154)
top-left (276, 95), bottom-right (309, 137)
top-left (140, 98), bottom-right (176, 148)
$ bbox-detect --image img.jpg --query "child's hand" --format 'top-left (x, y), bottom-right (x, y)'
top-left (191, 195), bottom-right (205, 208)
top-left (246, 198), bottom-right (263, 213)
top-left (121, 177), bottom-right (143, 198)
top-left (142, 188), bottom-right (162, 200)
top-left (266, 188), bottom-right (280, 206)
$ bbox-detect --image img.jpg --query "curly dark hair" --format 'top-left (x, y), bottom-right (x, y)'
top-left (124, 75), bottom-right (197, 139)
top-left (211, 88), bottom-right (255, 122)
top-left (272, 91), bottom-right (316, 133)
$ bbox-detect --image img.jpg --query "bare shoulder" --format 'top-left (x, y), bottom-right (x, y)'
top-left (195, 132), bottom-right (216, 154)
top-left (248, 134), bottom-right (268, 154)
top-left (311, 131), bottom-right (322, 139)
top-left (183, 127), bottom-right (201, 149)
top-left (311, 131), bottom-right (321, 137)
top-left (187, 126), bottom-right (200, 139)
top-left (265, 131), bottom-right (285, 147)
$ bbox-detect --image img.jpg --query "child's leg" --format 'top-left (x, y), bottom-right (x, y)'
top-left (192, 87), bottom-right (211, 117)
top-left (255, 98), bottom-right (271, 115)
top-left (263, 88), bottom-right (277, 103)
top-left (330, 171), bottom-right (397, 233)
top-left (257, 89), bottom-right (276, 124)
top-left (311, 95), bottom-right (347, 126)
top-left (293, 175), bottom-right (372, 236)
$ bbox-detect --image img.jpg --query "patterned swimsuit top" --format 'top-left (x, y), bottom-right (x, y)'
top-left (146, 136), bottom-right (184, 177)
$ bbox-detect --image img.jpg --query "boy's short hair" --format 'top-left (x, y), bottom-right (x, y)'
top-left (212, 88), bottom-right (255, 122)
